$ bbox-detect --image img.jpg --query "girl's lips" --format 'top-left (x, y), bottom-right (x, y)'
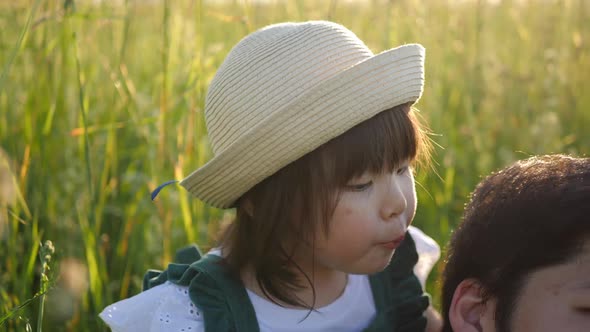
top-left (380, 235), bottom-right (405, 250)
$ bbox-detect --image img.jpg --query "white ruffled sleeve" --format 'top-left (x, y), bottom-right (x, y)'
top-left (408, 226), bottom-right (441, 289)
top-left (99, 281), bottom-right (204, 332)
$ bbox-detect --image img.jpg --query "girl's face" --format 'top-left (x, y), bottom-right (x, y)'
top-left (311, 162), bottom-right (417, 275)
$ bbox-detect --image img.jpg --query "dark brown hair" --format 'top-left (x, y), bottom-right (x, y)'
top-left (441, 155), bottom-right (590, 332)
top-left (219, 103), bottom-right (432, 309)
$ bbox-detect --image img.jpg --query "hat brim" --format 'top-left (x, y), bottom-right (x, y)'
top-left (180, 44), bottom-right (425, 208)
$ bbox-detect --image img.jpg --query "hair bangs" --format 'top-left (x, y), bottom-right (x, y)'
top-left (322, 103), bottom-right (423, 186)
top-left (221, 102), bottom-right (432, 311)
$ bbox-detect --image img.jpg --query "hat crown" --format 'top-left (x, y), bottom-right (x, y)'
top-left (204, 21), bottom-right (374, 155)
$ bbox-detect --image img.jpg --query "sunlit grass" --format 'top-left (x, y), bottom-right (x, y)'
top-left (1, 0), bottom-right (588, 330)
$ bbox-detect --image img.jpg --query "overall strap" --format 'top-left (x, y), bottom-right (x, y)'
top-left (143, 246), bottom-right (260, 332)
top-left (191, 255), bottom-right (260, 332)
top-left (365, 233), bottom-right (429, 331)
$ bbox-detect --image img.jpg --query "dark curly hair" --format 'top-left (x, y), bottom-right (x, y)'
top-left (441, 154), bottom-right (590, 332)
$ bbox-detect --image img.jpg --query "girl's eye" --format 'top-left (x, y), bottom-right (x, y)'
top-left (396, 166), bottom-right (409, 175)
top-left (346, 181), bottom-right (373, 192)
top-left (570, 294), bottom-right (590, 314)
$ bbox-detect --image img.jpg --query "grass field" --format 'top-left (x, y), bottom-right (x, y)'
top-left (1, 0), bottom-right (588, 330)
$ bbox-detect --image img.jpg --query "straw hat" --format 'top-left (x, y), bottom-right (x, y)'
top-left (180, 21), bottom-right (425, 208)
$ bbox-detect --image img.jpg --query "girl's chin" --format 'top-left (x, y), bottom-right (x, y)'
top-left (345, 254), bottom-right (395, 275)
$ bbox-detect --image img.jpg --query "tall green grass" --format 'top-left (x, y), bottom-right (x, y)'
top-left (1, 0), bottom-right (588, 330)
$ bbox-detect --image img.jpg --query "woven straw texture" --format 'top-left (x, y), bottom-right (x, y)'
top-left (180, 21), bottom-right (425, 208)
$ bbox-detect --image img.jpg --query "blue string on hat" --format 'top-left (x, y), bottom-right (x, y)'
top-left (151, 180), bottom-right (179, 200)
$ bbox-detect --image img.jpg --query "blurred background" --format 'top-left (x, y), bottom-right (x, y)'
top-left (1, 0), bottom-right (588, 330)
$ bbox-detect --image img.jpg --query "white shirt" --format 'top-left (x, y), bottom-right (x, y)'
top-left (100, 226), bottom-right (440, 332)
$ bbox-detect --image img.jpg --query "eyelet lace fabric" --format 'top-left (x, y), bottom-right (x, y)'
top-left (408, 226), bottom-right (441, 289)
top-left (100, 282), bottom-right (204, 332)
top-left (100, 226), bottom-right (439, 332)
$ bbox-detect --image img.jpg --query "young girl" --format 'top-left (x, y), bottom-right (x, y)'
top-left (100, 20), bottom-right (441, 331)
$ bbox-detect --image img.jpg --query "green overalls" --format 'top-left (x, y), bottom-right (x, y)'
top-left (144, 234), bottom-right (429, 331)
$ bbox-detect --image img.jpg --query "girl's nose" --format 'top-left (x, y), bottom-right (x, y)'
top-left (380, 180), bottom-right (407, 220)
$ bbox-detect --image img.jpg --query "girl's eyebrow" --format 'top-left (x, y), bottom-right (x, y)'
top-left (571, 281), bottom-right (590, 290)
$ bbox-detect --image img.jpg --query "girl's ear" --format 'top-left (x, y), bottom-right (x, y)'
top-left (449, 279), bottom-right (495, 332)
top-left (241, 198), bottom-right (254, 217)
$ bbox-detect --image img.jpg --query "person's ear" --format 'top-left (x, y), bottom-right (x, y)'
top-left (448, 279), bottom-right (491, 332)
top-left (240, 198), bottom-right (254, 217)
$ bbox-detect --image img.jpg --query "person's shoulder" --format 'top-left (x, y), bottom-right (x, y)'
top-left (408, 226), bottom-right (440, 256)
top-left (99, 281), bottom-right (204, 332)
top-left (408, 226), bottom-right (441, 288)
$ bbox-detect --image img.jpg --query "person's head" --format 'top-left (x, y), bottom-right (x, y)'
top-left (172, 21), bottom-right (432, 309)
top-left (442, 155), bottom-right (590, 332)
top-left (221, 102), bottom-right (431, 307)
